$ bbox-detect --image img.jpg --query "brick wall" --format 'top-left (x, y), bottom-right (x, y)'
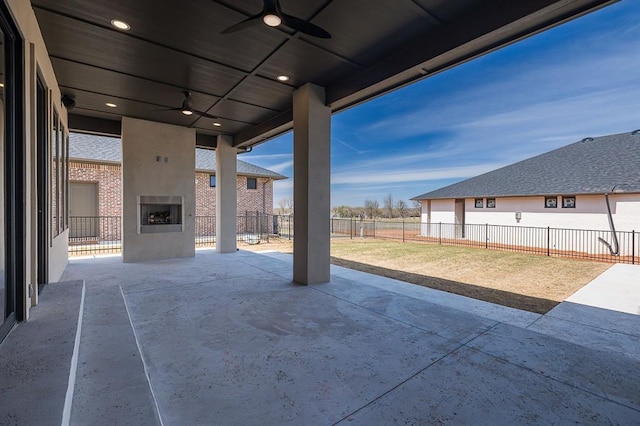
top-left (196, 171), bottom-right (274, 216)
top-left (237, 176), bottom-right (274, 216)
top-left (69, 161), bottom-right (122, 217)
top-left (70, 161), bottom-right (275, 218)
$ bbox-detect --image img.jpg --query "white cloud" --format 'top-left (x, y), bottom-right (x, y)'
top-left (266, 160), bottom-right (293, 174)
top-left (332, 163), bottom-right (504, 185)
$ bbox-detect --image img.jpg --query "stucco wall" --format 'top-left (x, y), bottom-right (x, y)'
top-left (428, 199), bottom-right (456, 223)
top-left (121, 118), bottom-right (196, 262)
top-left (463, 194), bottom-right (639, 231)
top-left (422, 194), bottom-right (639, 232)
top-left (7, 0), bottom-right (69, 316)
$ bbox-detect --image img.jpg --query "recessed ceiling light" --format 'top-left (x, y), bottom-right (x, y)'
top-left (277, 75), bottom-right (289, 82)
top-left (111, 19), bottom-right (130, 30)
top-left (105, 102), bottom-right (117, 108)
top-left (182, 110), bottom-right (193, 116)
top-left (213, 122), bottom-right (222, 127)
top-left (0, 83), bottom-right (4, 88)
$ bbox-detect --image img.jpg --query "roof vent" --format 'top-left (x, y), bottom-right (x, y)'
top-left (632, 129), bottom-right (640, 135)
top-left (581, 137), bottom-right (594, 142)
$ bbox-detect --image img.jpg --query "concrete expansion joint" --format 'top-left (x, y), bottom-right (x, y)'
top-left (62, 281), bottom-right (86, 426)
top-left (543, 314), bottom-right (640, 339)
top-left (333, 335), bottom-right (476, 425)
top-left (119, 285), bottom-right (164, 426)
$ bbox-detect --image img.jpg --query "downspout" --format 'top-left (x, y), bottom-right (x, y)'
top-left (598, 190), bottom-right (619, 255)
top-left (262, 179), bottom-right (267, 214)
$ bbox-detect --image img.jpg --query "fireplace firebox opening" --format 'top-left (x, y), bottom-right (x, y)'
top-left (138, 195), bottom-right (183, 234)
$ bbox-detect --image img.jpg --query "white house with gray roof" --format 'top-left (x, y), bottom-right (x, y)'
top-left (412, 130), bottom-right (640, 254)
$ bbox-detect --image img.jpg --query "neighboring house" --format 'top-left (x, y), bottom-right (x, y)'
top-left (412, 130), bottom-right (640, 237)
top-left (68, 133), bottom-right (286, 223)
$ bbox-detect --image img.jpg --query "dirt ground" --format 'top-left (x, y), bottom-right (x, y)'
top-left (242, 238), bottom-right (610, 314)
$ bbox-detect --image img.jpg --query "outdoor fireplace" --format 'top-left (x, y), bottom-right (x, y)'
top-left (138, 195), bottom-right (183, 234)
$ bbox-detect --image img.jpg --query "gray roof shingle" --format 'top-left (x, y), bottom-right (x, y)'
top-left (412, 130), bottom-right (640, 200)
top-left (69, 133), bottom-right (286, 180)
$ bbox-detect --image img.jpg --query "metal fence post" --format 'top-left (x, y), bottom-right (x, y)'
top-left (547, 226), bottom-right (550, 256)
top-left (485, 223), bottom-right (488, 249)
top-left (350, 217), bottom-right (353, 239)
top-left (439, 222), bottom-right (442, 245)
top-left (632, 230), bottom-right (635, 265)
top-left (402, 220), bottom-right (405, 242)
top-left (373, 219), bottom-right (376, 239)
top-left (288, 216), bottom-right (291, 240)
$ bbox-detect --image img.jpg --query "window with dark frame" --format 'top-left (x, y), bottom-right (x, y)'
top-left (487, 198), bottom-right (496, 208)
top-left (52, 109), bottom-right (59, 237)
top-left (474, 198), bottom-right (483, 208)
top-left (545, 196), bottom-right (557, 208)
top-left (209, 175), bottom-right (216, 187)
top-left (562, 196), bottom-right (576, 208)
top-left (247, 177), bottom-right (257, 190)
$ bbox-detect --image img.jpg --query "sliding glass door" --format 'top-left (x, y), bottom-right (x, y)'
top-left (0, 26), bottom-right (7, 335)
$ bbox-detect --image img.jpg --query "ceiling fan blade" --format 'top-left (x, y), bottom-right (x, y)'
top-left (193, 110), bottom-right (219, 120)
top-left (281, 13), bottom-right (331, 39)
top-left (155, 107), bottom-right (183, 112)
top-left (221, 14), bottom-right (263, 34)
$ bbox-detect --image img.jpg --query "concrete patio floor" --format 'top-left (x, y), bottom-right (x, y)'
top-left (11, 249), bottom-right (640, 424)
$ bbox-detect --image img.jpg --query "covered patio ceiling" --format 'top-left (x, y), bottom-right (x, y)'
top-left (33, 0), bottom-right (616, 148)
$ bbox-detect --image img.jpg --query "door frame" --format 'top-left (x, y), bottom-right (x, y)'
top-left (36, 74), bottom-right (48, 290)
top-left (454, 199), bottom-right (465, 239)
top-left (69, 181), bottom-right (99, 239)
top-left (1, 0), bottom-right (25, 341)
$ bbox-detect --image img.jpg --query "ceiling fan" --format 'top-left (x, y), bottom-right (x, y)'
top-left (221, 0), bottom-right (331, 39)
top-left (158, 91), bottom-right (218, 120)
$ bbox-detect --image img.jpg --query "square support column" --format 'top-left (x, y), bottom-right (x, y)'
top-left (215, 135), bottom-right (237, 253)
top-left (293, 84), bottom-right (331, 284)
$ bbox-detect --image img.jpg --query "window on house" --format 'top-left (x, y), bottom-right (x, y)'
top-left (474, 199), bottom-right (483, 208)
top-left (562, 196), bottom-right (576, 208)
top-left (247, 177), bottom-right (257, 190)
top-left (486, 198), bottom-right (496, 208)
top-left (545, 196), bottom-right (557, 208)
top-left (209, 175), bottom-right (216, 187)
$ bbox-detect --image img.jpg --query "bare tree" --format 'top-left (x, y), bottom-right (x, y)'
top-left (364, 199), bottom-right (379, 219)
top-left (412, 200), bottom-right (422, 217)
top-left (332, 205), bottom-right (355, 218)
top-left (383, 193), bottom-right (394, 218)
top-left (396, 199), bottom-right (408, 218)
top-left (278, 197), bottom-right (293, 215)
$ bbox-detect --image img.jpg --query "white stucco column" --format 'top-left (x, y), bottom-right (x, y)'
top-left (293, 83), bottom-right (331, 284)
top-left (216, 135), bottom-right (237, 253)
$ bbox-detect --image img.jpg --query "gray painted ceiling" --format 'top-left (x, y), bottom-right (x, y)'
top-left (32, 0), bottom-right (617, 148)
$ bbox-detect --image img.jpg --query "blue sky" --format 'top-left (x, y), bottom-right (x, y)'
top-left (244, 0), bottom-right (640, 208)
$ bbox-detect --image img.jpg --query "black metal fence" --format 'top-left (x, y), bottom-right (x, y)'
top-left (331, 218), bottom-right (638, 264)
top-left (195, 213), bottom-right (284, 248)
top-left (69, 216), bottom-right (122, 255)
top-left (69, 215), bottom-right (638, 264)
top-left (70, 214), bottom-right (285, 255)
